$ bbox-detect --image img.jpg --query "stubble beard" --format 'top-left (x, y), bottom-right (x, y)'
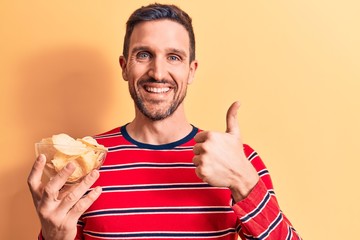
top-left (129, 83), bottom-right (187, 121)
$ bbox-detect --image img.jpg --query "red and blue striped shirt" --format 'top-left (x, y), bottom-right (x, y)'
top-left (39, 125), bottom-right (301, 239)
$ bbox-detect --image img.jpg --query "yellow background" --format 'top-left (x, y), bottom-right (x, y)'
top-left (1, 1), bottom-right (359, 239)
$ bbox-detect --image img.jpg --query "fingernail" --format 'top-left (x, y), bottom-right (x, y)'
top-left (90, 170), bottom-right (99, 178)
top-left (94, 186), bottom-right (102, 193)
top-left (37, 154), bottom-right (45, 162)
top-left (65, 162), bottom-right (75, 170)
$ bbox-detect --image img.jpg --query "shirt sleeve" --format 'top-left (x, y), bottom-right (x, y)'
top-left (37, 222), bottom-right (84, 240)
top-left (38, 231), bottom-right (44, 240)
top-left (75, 219), bottom-right (85, 239)
top-left (233, 144), bottom-right (302, 240)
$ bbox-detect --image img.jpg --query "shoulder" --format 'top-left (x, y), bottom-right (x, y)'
top-left (93, 125), bottom-right (124, 138)
top-left (91, 126), bottom-right (125, 146)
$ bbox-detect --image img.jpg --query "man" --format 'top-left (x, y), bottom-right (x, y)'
top-left (28, 3), bottom-right (301, 240)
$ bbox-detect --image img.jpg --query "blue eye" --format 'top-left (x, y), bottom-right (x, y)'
top-left (168, 55), bottom-right (180, 61)
top-left (137, 52), bottom-right (151, 59)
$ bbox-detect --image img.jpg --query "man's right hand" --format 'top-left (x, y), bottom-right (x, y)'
top-left (27, 154), bottom-right (102, 240)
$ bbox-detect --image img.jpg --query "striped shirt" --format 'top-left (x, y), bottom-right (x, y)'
top-left (39, 125), bottom-right (301, 240)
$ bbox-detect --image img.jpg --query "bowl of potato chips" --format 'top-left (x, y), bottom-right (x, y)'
top-left (35, 133), bottom-right (107, 184)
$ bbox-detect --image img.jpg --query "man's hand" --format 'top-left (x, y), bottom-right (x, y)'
top-left (193, 101), bottom-right (259, 202)
top-left (27, 154), bottom-right (102, 240)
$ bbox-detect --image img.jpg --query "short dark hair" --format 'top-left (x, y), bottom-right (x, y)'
top-left (123, 3), bottom-right (196, 62)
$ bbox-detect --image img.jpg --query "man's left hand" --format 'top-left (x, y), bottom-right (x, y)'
top-left (193, 101), bottom-right (259, 202)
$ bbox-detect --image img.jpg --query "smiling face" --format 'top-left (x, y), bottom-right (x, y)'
top-left (120, 19), bottom-right (198, 121)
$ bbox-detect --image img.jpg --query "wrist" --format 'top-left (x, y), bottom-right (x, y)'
top-left (229, 175), bottom-right (259, 202)
top-left (42, 229), bottom-right (75, 240)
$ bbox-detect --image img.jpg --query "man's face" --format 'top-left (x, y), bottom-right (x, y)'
top-left (120, 19), bottom-right (197, 121)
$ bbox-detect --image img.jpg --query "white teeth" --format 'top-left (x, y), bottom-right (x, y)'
top-left (146, 87), bottom-right (170, 93)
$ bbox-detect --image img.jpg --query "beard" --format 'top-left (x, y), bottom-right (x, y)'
top-left (129, 78), bottom-right (187, 121)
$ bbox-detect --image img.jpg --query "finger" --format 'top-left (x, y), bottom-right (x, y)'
top-left (194, 131), bottom-right (208, 143)
top-left (193, 143), bottom-right (202, 155)
top-left (27, 154), bottom-right (46, 202)
top-left (57, 182), bottom-right (78, 200)
top-left (226, 101), bottom-right (241, 136)
top-left (194, 167), bottom-right (205, 180)
top-left (68, 186), bottom-right (102, 220)
top-left (59, 169), bottom-right (100, 211)
top-left (192, 155), bottom-right (201, 167)
top-left (48, 162), bottom-right (76, 190)
top-left (41, 162), bottom-right (76, 203)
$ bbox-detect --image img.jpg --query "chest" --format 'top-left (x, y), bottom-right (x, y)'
top-left (80, 148), bottom-right (238, 238)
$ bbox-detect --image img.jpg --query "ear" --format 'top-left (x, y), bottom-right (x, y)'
top-left (119, 56), bottom-right (128, 81)
top-left (187, 60), bottom-right (198, 85)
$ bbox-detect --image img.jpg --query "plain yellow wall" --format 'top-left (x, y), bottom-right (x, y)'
top-left (1, 1), bottom-right (359, 239)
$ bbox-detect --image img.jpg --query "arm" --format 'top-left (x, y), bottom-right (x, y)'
top-left (233, 144), bottom-right (301, 240)
top-left (193, 102), bottom-right (301, 239)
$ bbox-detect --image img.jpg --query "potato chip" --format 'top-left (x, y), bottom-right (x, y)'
top-left (75, 151), bottom-right (98, 172)
top-left (37, 138), bottom-right (57, 162)
top-left (36, 133), bottom-right (107, 183)
top-left (78, 136), bottom-right (106, 150)
top-left (80, 136), bottom-right (98, 146)
top-left (52, 152), bottom-right (85, 182)
top-left (52, 134), bottom-right (87, 155)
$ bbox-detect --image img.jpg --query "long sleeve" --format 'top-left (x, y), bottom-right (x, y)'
top-left (37, 223), bottom-right (84, 240)
top-left (38, 232), bottom-right (44, 240)
top-left (233, 144), bottom-right (301, 239)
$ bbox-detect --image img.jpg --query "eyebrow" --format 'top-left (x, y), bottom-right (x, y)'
top-left (130, 46), bottom-right (149, 55)
top-left (169, 48), bottom-right (188, 58)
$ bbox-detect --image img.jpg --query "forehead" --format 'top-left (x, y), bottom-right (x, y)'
top-left (129, 19), bottom-right (190, 54)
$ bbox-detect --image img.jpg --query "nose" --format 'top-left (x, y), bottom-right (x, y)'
top-left (148, 57), bottom-right (166, 81)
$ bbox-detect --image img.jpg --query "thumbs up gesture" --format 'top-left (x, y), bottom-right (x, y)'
top-left (193, 102), bottom-right (259, 201)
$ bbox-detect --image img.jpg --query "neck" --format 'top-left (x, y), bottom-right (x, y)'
top-left (126, 105), bottom-right (192, 145)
